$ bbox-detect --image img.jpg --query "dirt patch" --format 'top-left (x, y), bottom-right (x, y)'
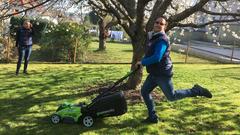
top-left (84, 83), bottom-right (164, 104)
top-left (124, 89), bottom-right (164, 104)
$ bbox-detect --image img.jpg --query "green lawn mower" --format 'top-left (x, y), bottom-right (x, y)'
top-left (50, 67), bottom-right (140, 127)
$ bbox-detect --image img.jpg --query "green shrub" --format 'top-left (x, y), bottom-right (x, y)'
top-left (39, 22), bottom-right (91, 63)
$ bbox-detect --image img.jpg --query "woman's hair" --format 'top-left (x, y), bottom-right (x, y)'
top-left (23, 20), bottom-right (30, 25)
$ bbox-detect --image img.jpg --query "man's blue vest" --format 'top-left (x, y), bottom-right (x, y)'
top-left (145, 32), bottom-right (173, 77)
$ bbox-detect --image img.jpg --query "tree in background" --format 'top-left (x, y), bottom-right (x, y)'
top-left (89, 11), bottom-right (118, 51)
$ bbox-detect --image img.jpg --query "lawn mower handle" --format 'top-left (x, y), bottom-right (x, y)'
top-left (111, 65), bottom-right (141, 88)
top-left (90, 65), bottom-right (141, 104)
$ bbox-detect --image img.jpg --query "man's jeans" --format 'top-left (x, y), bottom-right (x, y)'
top-left (141, 74), bottom-right (195, 119)
top-left (16, 45), bottom-right (32, 73)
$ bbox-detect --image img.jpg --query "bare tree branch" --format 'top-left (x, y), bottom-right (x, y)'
top-left (217, 1), bottom-right (240, 24)
top-left (135, 0), bottom-right (150, 34)
top-left (39, 0), bottom-right (59, 17)
top-left (92, 8), bottom-right (106, 20)
top-left (0, 0), bottom-right (53, 20)
top-left (1, 8), bottom-right (11, 17)
top-left (88, 1), bottom-right (108, 13)
top-left (118, 0), bottom-right (137, 19)
top-left (200, 8), bottom-right (240, 17)
top-left (170, 2), bottom-right (178, 11)
top-left (169, 0), bottom-right (210, 21)
top-left (146, 0), bottom-right (173, 32)
top-left (145, 0), bottom-right (163, 30)
top-left (98, 0), bottom-right (134, 37)
top-left (1, 2), bottom-right (11, 11)
top-left (109, 0), bottom-right (134, 25)
top-left (175, 18), bottom-right (240, 28)
top-left (167, 0), bottom-right (210, 30)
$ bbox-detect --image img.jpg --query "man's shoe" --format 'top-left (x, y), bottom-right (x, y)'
top-left (192, 84), bottom-right (212, 98)
top-left (141, 117), bottom-right (158, 124)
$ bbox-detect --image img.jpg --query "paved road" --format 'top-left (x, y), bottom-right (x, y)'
top-left (173, 42), bottom-right (240, 63)
top-left (178, 41), bottom-right (240, 60)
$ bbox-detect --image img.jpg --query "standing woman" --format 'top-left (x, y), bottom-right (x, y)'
top-left (138, 17), bottom-right (212, 123)
top-left (15, 20), bottom-right (34, 75)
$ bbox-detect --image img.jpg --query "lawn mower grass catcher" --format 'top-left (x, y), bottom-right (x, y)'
top-left (50, 66), bottom-right (140, 127)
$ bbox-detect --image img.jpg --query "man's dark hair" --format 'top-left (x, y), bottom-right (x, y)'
top-left (158, 16), bottom-right (167, 21)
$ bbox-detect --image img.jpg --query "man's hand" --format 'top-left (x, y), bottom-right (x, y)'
top-left (135, 61), bottom-right (143, 69)
top-left (136, 61), bottom-right (142, 66)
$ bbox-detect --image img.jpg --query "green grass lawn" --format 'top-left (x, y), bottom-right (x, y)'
top-left (0, 42), bottom-right (239, 134)
top-left (29, 41), bottom-right (212, 64)
top-left (84, 41), bottom-right (213, 64)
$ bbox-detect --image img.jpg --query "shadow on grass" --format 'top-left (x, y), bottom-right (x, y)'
top-left (201, 66), bottom-right (240, 80)
top-left (164, 101), bottom-right (240, 134)
top-left (121, 49), bottom-right (133, 52)
top-left (0, 65), bottom-right (142, 134)
top-left (0, 115), bottom-right (147, 135)
top-left (0, 64), bottom-right (162, 134)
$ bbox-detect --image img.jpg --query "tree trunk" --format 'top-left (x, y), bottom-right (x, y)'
top-left (7, 36), bottom-right (10, 62)
top-left (98, 19), bottom-right (106, 51)
top-left (126, 37), bottom-right (146, 89)
top-left (73, 38), bottom-right (77, 63)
